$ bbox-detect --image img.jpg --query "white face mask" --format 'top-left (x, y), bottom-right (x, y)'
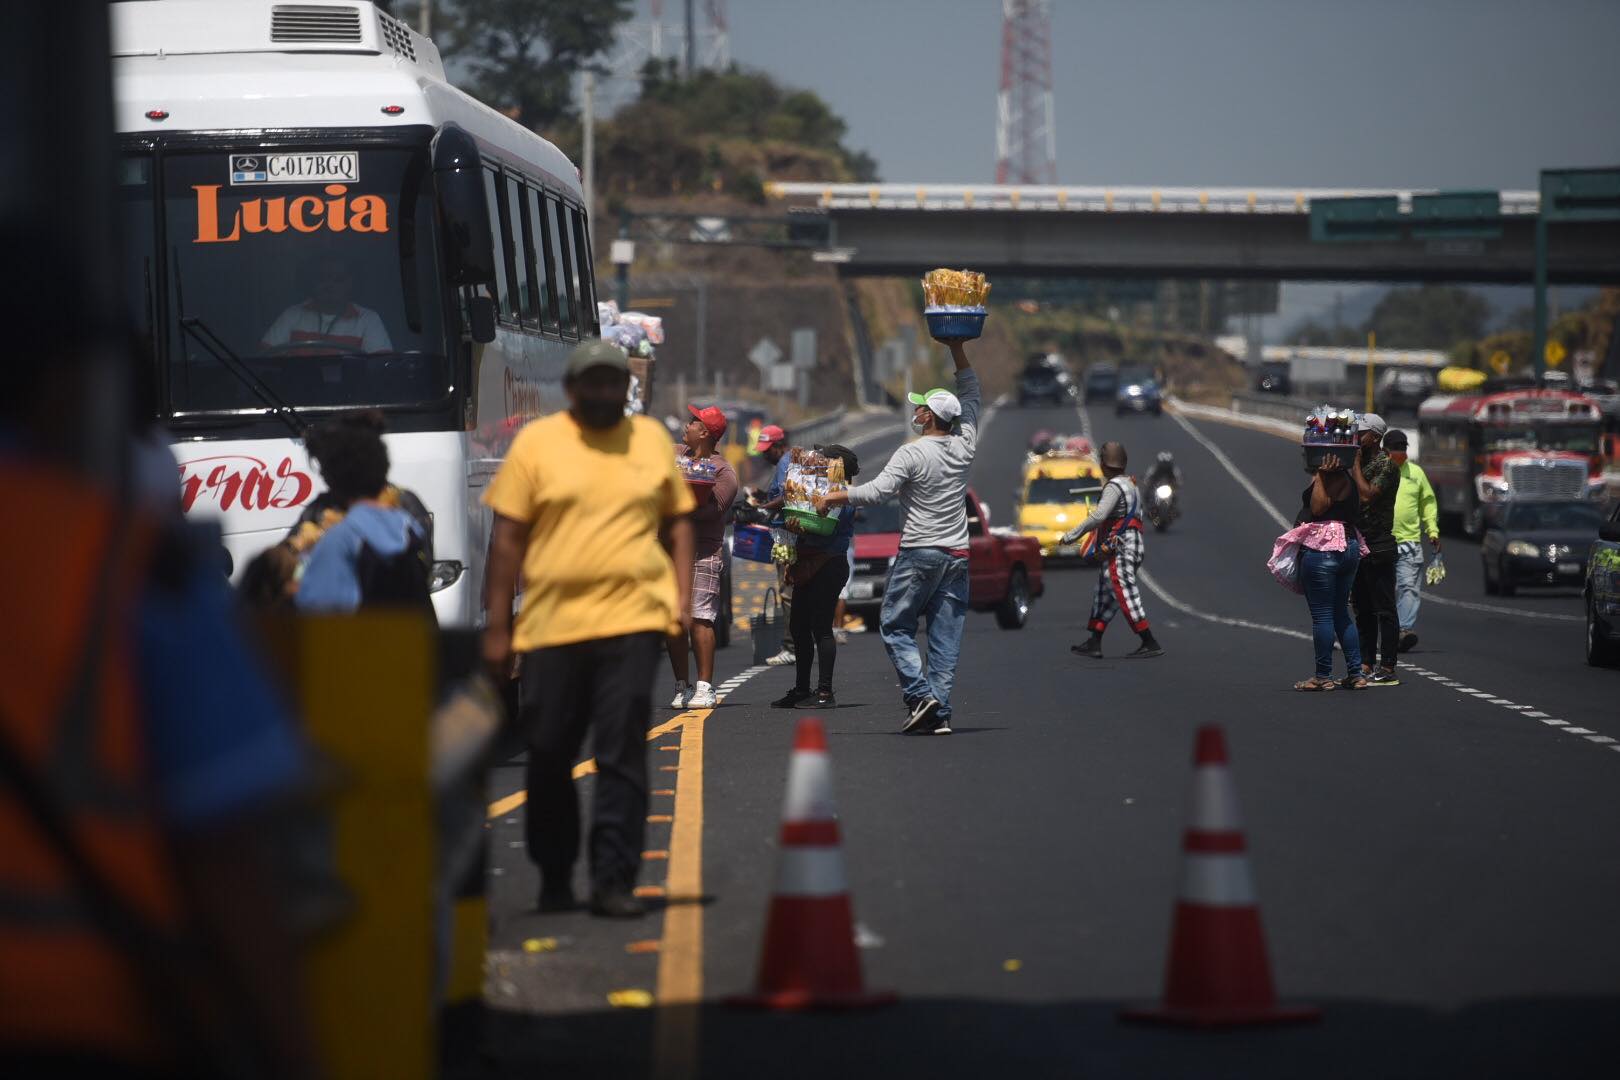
top-left (910, 417), bottom-right (928, 435)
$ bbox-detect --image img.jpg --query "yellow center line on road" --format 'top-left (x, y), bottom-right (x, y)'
top-left (485, 713), bottom-right (696, 819)
top-left (653, 707), bottom-right (705, 1080)
top-left (483, 701), bottom-right (722, 1078)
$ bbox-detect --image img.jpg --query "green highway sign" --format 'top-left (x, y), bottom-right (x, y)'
top-left (1309, 196), bottom-right (1401, 243)
top-left (1540, 168), bottom-right (1620, 223)
top-left (1410, 190), bottom-right (1502, 240)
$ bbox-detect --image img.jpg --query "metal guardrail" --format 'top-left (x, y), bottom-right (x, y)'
top-left (768, 181), bottom-right (1542, 217)
top-left (1229, 390), bottom-right (1338, 424)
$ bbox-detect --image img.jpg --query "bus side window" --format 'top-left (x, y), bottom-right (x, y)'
top-left (504, 175), bottom-right (530, 323)
top-left (569, 206), bottom-right (597, 335)
top-left (545, 195), bottom-right (577, 336)
top-left (524, 185), bottom-right (558, 332)
top-left (481, 167), bottom-right (512, 320)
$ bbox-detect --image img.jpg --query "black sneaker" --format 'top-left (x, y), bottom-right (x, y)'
top-left (1125, 643), bottom-right (1164, 659)
top-left (538, 886), bottom-right (578, 913)
top-left (589, 889), bottom-right (647, 919)
top-left (903, 696), bottom-right (940, 733)
top-left (771, 687), bottom-right (813, 709)
top-left (1070, 640), bottom-right (1104, 660)
top-left (931, 716), bottom-right (953, 735)
top-left (812, 688), bottom-right (837, 709)
top-left (1367, 668), bottom-right (1401, 687)
top-left (1398, 631), bottom-right (1419, 653)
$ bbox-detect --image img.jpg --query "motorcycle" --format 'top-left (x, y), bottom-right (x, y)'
top-left (1144, 481), bottom-right (1179, 532)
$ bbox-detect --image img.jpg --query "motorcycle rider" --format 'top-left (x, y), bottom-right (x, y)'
top-left (1061, 441), bottom-right (1165, 660)
top-left (1144, 451), bottom-right (1181, 498)
top-left (1142, 451), bottom-right (1182, 524)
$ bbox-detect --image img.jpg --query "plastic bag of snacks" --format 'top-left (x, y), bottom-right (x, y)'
top-left (677, 453), bottom-right (720, 496)
top-left (780, 448), bottom-right (847, 536)
top-left (921, 268), bottom-right (991, 309)
top-left (1302, 405), bottom-right (1360, 471)
top-left (1425, 552), bottom-right (1447, 587)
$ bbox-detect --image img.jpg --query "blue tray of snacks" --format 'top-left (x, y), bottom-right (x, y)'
top-left (925, 307), bottom-right (987, 341)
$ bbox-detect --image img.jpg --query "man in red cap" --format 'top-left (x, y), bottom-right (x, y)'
top-left (669, 404), bottom-right (739, 707)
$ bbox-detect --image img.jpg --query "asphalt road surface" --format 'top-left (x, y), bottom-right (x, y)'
top-left (472, 394), bottom-right (1619, 1080)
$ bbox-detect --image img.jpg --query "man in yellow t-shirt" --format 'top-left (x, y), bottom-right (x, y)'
top-left (482, 339), bottom-right (695, 919)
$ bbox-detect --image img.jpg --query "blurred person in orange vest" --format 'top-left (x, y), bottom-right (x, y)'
top-left (0, 264), bottom-right (316, 1077)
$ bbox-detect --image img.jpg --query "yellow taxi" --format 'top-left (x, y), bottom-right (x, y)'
top-left (1017, 453), bottom-right (1107, 562)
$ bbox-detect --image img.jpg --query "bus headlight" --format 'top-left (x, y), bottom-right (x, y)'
top-left (1476, 477), bottom-right (1509, 502)
top-left (429, 560), bottom-right (464, 592)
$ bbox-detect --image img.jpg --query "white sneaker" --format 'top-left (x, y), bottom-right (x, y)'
top-left (833, 629), bottom-right (849, 645)
top-left (765, 648), bottom-right (797, 667)
top-left (688, 682), bottom-right (717, 708)
top-left (670, 682), bottom-right (692, 709)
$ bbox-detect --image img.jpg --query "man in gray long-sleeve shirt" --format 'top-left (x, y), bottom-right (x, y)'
top-left (819, 340), bottom-right (979, 734)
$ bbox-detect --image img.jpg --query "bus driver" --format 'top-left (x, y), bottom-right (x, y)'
top-left (260, 256), bottom-right (393, 355)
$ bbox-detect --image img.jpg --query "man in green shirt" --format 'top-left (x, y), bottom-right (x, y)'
top-left (1386, 429), bottom-right (1441, 652)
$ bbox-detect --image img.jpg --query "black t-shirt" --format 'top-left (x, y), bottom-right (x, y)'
top-left (1296, 477), bottom-right (1357, 527)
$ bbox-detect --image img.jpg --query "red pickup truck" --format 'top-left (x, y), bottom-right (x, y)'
top-left (844, 488), bottom-right (1044, 629)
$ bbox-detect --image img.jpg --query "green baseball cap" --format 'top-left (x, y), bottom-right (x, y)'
top-left (907, 386), bottom-right (962, 421)
top-left (567, 339), bottom-right (630, 377)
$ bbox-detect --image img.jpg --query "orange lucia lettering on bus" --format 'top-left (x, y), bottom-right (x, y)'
top-left (193, 183), bottom-right (389, 243)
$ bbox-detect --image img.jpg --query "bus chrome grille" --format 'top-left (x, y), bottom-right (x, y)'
top-left (1504, 459), bottom-right (1586, 500)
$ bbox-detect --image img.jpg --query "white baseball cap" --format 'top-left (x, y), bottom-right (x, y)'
top-left (907, 386), bottom-right (962, 422)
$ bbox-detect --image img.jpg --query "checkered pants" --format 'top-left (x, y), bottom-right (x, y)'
top-left (1088, 529), bottom-right (1149, 634)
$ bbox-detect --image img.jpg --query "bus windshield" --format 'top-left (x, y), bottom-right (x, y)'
top-left (1481, 424), bottom-right (1601, 454)
top-left (127, 143), bottom-right (449, 418)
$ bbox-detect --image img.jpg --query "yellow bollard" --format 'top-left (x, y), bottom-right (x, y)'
top-left (262, 612), bottom-right (439, 1080)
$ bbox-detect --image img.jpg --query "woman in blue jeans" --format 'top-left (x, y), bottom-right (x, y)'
top-left (1294, 452), bottom-right (1367, 691)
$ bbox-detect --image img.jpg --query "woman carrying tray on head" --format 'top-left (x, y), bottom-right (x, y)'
top-left (772, 445), bottom-right (860, 710)
top-left (668, 404), bottom-right (738, 709)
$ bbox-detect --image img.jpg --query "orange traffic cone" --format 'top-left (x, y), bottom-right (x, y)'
top-left (1121, 725), bottom-right (1319, 1027)
top-left (727, 717), bottom-right (895, 1010)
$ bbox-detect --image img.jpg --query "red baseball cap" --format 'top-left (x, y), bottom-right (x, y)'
top-left (756, 424), bottom-right (786, 449)
top-left (688, 404), bottom-right (728, 438)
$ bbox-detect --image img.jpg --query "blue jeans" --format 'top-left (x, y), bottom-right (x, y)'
top-left (1394, 541), bottom-right (1424, 631)
top-left (1301, 546), bottom-right (1363, 678)
top-left (879, 548), bottom-right (969, 719)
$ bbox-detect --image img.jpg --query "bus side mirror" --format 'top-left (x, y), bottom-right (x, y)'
top-left (432, 125), bottom-right (496, 287)
top-left (468, 294), bottom-right (496, 343)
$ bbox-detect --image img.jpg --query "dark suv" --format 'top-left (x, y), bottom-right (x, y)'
top-left (1083, 364), bottom-right (1119, 403)
top-left (1018, 362), bottom-right (1067, 407)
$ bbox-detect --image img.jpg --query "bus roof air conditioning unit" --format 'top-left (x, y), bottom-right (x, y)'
top-left (271, 4), bottom-right (363, 44)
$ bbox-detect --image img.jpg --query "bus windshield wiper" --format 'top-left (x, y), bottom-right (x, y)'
top-left (177, 316), bottom-right (306, 437)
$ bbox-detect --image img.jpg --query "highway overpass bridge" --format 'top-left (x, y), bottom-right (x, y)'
top-left (766, 182), bottom-right (1620, 284)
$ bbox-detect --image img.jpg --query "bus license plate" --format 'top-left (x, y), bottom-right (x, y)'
top-left (1058, 544), bottom-right (1078, 557)
top-left (847, 580), bottom-right (875, 600)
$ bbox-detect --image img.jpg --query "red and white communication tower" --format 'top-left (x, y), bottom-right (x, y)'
top-left (995, 0), bottom-right (1056, 185)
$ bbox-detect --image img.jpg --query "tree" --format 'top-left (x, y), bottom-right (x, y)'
top-left (1363, 285), bottom-right (1489, 349)
top-left (440, 0), bottom-right (631, 133)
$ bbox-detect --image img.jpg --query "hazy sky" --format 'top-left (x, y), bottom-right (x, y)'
top-left (613, 0), bottom-right (1620, 191)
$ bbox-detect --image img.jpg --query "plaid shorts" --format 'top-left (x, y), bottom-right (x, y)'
top-left (692, 550), bottom-right (725, 622)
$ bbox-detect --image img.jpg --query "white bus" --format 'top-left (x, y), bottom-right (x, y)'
top-left (112, 0), bottom-right (600, 624)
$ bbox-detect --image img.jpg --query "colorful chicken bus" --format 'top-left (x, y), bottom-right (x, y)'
top-left (1416, 389), bottom-right (1607, 537)
top-left (113, 0), bottom-right (599, 624)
